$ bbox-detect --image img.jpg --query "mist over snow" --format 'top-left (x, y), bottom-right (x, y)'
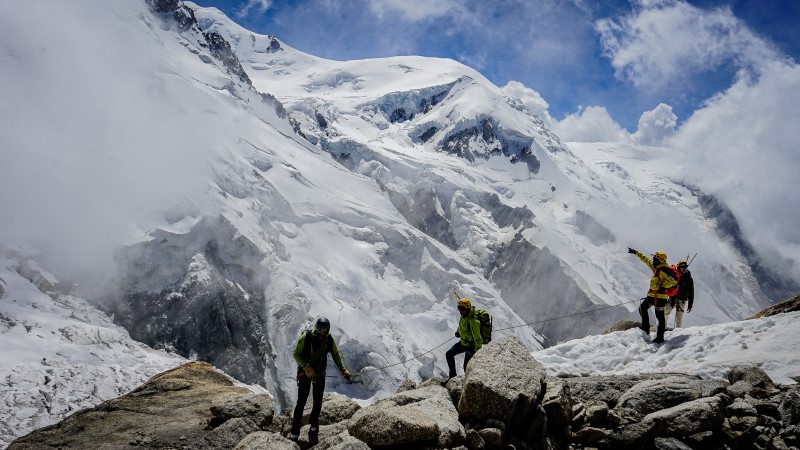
top-left (0, 1), bottom-right (229, 289)
top-left (669, 61), bottom-right (800, 283)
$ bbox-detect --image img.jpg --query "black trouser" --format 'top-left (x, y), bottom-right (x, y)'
top-left (640, 296), bottom-right (665, 340)
top-left (446, 342), bottom-right (476, 377)
top-left (290, 372), bottom-right (325, 435)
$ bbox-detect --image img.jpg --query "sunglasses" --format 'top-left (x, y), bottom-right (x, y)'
top-left (457, 306), bottom-right (468, 311)
top-left (316, 328), bottom-right (329, 335)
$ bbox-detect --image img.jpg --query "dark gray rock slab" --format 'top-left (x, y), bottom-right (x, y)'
top-left (234, 431), bottom-right (300, 450)
top-left (616, 376), bottom-right (703, 417)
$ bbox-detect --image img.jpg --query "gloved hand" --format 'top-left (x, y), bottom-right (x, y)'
top-left (628, 247), bottom-right (637, 254)
top-left (341, 368), bottom-right (352, 381)
top-left (303, 365), bottom-right (316, 379)
top-left (455, 331), bottom-right (460, 338)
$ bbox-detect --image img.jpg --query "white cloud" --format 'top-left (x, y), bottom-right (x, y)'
top-left (367, 0), bottom-right (458, 22)
top-left (553, 106), bottom-right (633, 143)
top-left (633, 103), bottom-right (677, 145)
top-left (669, 61), bottom-right (800, 281)
top-left (595, 0), bottom-right (782, 88)
top-left (236, 0), bottom-right (272, 19)
top-left (501, 81), bottom-right (551, 121)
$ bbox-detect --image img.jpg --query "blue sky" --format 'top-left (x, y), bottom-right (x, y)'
top-left (189, 0), bottom-right (799, 131)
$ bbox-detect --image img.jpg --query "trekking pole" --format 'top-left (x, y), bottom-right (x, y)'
top-left (452, 290), bottom-right (461, 299)
top-left (687, 253), bottom-right (697, 266)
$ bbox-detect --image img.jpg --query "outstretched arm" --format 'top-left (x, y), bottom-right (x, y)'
top-left (634, 250), bottom-right (655, 271)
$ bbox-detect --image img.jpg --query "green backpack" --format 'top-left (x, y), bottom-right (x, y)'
top-left (475, 309), bottom-right (493, 344)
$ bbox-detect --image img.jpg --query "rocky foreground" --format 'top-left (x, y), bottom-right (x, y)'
top-left (9, 336), bottom-right (800, 450)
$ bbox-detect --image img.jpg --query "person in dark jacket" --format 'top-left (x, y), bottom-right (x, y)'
top-left (665, 260), bottom-right (694, 328)
top-left (289, 317), bottom-right (351, 442)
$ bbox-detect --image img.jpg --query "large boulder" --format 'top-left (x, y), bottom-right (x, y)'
top-left (728, 365), bottom-right (777, 391)
top-left (457, 336), bottom-right (545, 426)
top-left (643, 396), bottom-right (725, 437)
top-left (565, 374), bottom-right (671, 407)
top-left (8, 362), bottom-right (273, 450)
top-left (540, 378), bottom-right (573, 437)
top-left (311, 428), bottom-right (371, 450)
top-left (616, 376), bottom-right (703, 417)
top-left (780, 388), bottom-right (800, 426)
top-left (348, 384), bottom-right (465, 448)
top-left (234, 431), bottom-right (300, 450)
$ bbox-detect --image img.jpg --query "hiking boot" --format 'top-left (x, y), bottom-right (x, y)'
top-left (288, 434), bottom-right (299, 442)
top-left (652, 337), bottom-right (665, 343)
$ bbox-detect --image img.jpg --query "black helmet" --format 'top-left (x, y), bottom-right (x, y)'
top-left (315, 317), bottom-right (331, 332)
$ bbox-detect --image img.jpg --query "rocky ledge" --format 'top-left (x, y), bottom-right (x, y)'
top-left (10, 337), bottom-right (800, 450)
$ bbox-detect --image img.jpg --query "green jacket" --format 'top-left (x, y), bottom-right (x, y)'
top-left (635, 251), bottom-right (676, 301)
top-left (293, 329), bottom-right (346, 373)
top-left (458, 308), bottom-right (484, 351)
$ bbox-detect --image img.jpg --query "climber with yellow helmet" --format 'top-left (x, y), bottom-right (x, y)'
top-left (445, 297), bottom-right (484, 378)
top-left (628, 247), bottom-right (679, 343)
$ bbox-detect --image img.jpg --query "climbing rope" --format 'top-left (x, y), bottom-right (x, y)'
top-left (350, 297), bottom-right (643, 379)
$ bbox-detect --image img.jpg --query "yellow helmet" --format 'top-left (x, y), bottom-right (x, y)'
top-left (653, 251), bottom-right (667, 262)
top-left (457, 298), bottom-right (472, 309)
top-left (677, 260), bottom-right (688, 269)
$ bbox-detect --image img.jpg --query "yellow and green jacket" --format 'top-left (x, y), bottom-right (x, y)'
top-left (458, 308), bottom-right (484, 351)
top-left (634, 251), bottom-right (678, 302)
top-left (293, 329), bottom-right (346, 373)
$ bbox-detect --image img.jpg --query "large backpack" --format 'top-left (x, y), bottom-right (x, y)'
top-left (474, 309), bottom-right (493, 344)
top-left (657, 265), bottom-right (680, 297)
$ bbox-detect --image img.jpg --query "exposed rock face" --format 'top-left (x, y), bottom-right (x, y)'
top-left (111, 217), bottom-right (271, 390)
top-left (750, 294), bottom-right (800, 318)
top-left (8, 362), bottom-right (274, 449)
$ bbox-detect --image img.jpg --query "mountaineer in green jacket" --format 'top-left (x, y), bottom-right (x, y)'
top-left (289, 317), bottom-right (351, 442)
top-left (629, 248), bottom-right (679, 343)
top-left (445, 297), bottom-right (483, 378)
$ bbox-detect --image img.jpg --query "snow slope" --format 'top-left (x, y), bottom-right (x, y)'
top-left (533, 312), bottom-right (800, 385)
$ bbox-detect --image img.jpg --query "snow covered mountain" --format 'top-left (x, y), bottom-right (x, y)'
top-left (1, 0), bottom-right (792, 425)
